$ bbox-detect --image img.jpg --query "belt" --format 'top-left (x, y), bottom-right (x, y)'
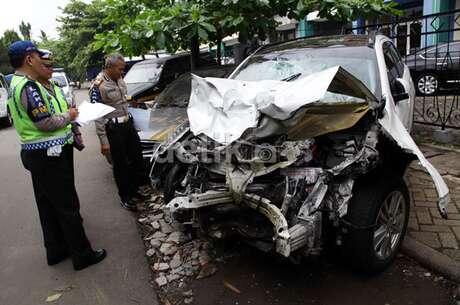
top-left (106, 114), bottom-right (131, 124)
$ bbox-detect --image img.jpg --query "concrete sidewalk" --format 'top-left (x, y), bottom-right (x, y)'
top-left (406, 144), bottom-right (460, 261)
top-left (0, 90), bottom-right (157, 305)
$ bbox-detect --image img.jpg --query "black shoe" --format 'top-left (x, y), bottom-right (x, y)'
top-left (47, 248), bottom-right (70, 266)
top-left (120, 198), bottom-right (138, 211)
top-left (73, 249), bottom-right (107, 271)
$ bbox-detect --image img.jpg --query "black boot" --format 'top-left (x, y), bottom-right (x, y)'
top-left (120, 198), bottom-right (138, 211)
top-left (72, 249), bottom-right (107, 271)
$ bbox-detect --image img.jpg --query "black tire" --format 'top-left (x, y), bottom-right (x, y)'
top-left (416, 73), bottom-right (439, 96)
top-left (1, 106), bottom-right (12, 127)
top-left (342, 174), bottom-right (410, 274)
top-left (163, 163), bottom-right (188, 204)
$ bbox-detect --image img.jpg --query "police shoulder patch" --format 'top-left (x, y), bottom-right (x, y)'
top-left (93, 79), bottom-right (102, 86)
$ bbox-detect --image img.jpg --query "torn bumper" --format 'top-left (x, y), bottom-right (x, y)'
top-left (166, 191), bottom-right (316, 257)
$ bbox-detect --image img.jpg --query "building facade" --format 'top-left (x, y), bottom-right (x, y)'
top-left (275, 0), bottom-right (460, 54)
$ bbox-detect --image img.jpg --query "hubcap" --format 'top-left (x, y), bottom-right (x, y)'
top-left (373, 191), bottom-right (406, 260)
top-left (418, 75), bottom-right (438, 95)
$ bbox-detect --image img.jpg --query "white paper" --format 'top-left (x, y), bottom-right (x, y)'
top-left (75, 101), bottom-right (115, 126)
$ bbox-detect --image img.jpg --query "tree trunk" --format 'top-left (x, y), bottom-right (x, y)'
top-left (190, 34), bottom-right (200, 71)
top-left (142, 54), bottom-right (146, 60)
top-left (216, 35), bottom-right (222, 66)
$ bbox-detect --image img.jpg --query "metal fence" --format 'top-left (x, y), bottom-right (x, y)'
top-left (346, 9), bottom-right (460, 130)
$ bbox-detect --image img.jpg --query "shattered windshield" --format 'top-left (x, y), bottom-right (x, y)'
top-left (124, 62), bottom-right (163, 84)
top-left (231, 46), bottom-right (380, 97)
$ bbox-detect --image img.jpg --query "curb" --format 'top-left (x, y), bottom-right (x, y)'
top-left (401, 235), bottom-right (460, 283)
top-left (421, 143), bottom-right (460, 154)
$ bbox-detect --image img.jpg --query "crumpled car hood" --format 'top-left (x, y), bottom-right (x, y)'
top-left (187, 66), bottom-right (449, 215)
top-left (188, 66), bottom-right (376, 144)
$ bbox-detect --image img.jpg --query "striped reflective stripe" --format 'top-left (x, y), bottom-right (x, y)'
top-left (21, 132), bottom-right (73, 150)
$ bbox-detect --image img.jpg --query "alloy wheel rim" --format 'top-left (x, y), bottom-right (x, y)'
top-left (373, 191), bottom-right (406, 260)
top-left (418, 75), bottom-right (438, 95)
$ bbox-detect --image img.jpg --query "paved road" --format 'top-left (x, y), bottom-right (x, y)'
top-left (0, 90), bottom-right (457, 305)
top-left (188, 243), bottom-right (456, 305)
top-left (0, 90), bottom-right (157, 305)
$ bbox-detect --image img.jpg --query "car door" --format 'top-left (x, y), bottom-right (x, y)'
top-left (441, 42), bottom-right (460, 87)
top-left (376, 36), bottom-right (415, 131)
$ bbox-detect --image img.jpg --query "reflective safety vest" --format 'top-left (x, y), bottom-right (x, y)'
top-left (7, 75), bottom-right (72, 150)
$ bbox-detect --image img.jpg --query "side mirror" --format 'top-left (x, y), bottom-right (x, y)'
top-left (394, 78), bottom-right (410, 103)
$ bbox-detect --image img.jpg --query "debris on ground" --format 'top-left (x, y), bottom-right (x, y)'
top-left (53, 285), bottom-right (74, 293)
top-left (223, 280), bottom-right (241, 294)
top-left (136, 190), bottom-right (220, 304)
top-left (45, 293), bottom-right (62, 302)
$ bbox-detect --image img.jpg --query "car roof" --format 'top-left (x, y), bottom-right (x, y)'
top-left (258, 34), bottom-right (373, 55)
top-left (134, 53), bottom-right (191, 66)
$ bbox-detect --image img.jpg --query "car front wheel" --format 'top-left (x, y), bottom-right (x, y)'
top-left (417, 73), bottom-right (439, 95)
top-left (342, 174), bottom-right (410, 274)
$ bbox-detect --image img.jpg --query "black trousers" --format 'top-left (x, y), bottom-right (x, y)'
top-left (105, 119), bottom-right (149, 201)
top-left (21, 145), bottom-right (92, 258)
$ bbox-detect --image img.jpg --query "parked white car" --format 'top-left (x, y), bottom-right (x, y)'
top-left (51, 69), bottom-right (74, 104)
top-left (156, 34), bottom-right (449, 274)
top-left (0, 74), bottom-right (11, 126)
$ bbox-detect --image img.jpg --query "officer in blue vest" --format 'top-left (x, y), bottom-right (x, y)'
top-left (7, 41), bottom-right (106, 270)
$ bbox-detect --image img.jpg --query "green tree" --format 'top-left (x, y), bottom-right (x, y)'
top-left (19, 21), bottom-right (32, 40)
top-left (95, 0), bottom-right (400, 70)
top-left (41, 0), bottom-right (109, 81)
top-left (2, 30), bottom-right (21, 46)
top-left (0, 30), bottom-right (22, 74)
top-left (39, 30), bottom-right (48, 43)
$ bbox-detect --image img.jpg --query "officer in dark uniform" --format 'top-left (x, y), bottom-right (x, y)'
top-left (89, 53), bottom-right (150, 211)
top-left (7, 41), bottom-right (106, 270)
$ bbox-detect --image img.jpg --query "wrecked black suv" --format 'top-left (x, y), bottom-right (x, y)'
top-left (155, 35), bottom-right (450, 273)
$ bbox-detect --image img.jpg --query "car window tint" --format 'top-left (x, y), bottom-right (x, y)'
top-left (383, 42), bottom-right (402, 95)
top-left (386, 42), bottom-right (404, 77)
top-left (162, 57), bottom-right (190, 80)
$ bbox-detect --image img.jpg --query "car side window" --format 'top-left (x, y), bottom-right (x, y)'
top-left (383, 42), bottom-right (404, 96)
top-left (383, 43), bottom-right (397, 78)
top-left (387, 43), bottom-right (404, 76)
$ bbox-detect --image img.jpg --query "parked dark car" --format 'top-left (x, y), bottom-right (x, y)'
top-left (128, 65), bottom-right (235, 182)
top-left (124, 53), bottom-right (217, 108)
top-left (405, 41), bottom-right (460, 95)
